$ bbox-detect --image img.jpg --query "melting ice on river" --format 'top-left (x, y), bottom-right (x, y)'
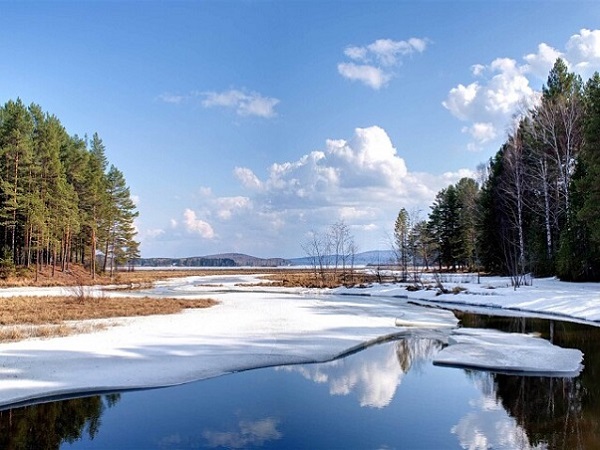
top-left (432, 328), bottom-right (583, 376)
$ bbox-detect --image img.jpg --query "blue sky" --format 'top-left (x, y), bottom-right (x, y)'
top-left (2, 1), bottom-right (600, 258)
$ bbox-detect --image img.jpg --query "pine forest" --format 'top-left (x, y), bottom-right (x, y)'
top-left (0, 99), bottom-right (139, 280)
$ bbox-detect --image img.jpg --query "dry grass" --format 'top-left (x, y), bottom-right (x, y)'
top-left (0, 265), bottom-right (382, 342)
top-left (0, 264), bottom-right (288, 287)
top-left (260, 270), bottom-right (381, 288)
top-left (0, 295), bottom-right (217, 342)
top-left (0, 296), bottom-right (217, 325)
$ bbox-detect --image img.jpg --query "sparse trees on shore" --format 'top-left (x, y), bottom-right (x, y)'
top-left (302, 220), bottom-right (357, 286)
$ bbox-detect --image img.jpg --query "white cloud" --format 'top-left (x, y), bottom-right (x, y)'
top-left (201, 89), bottom-right (279, 118)
top-left (202, 418), bottom-right (282, 449)
top-left (158, 88), bottom-right (279, 118)
top-left (339, 37), bottom-right (428, 89)
top-left (222, 126), bottom-right (467, 253)
top-left (234, 167), bottom-right (263, 190)
top-left (565, 28), bottom-right (600, 78)
top-left (153, 127), bottom-right (471, 257)
top-left (442, 83), bottom-right (480, 121)
top-left (338, 206), bottom-right (373, 221)
top-left (471, 64), bottom-right (486, 76)
top-left (157, 93), bottom-right (188, 104)
top-left (183, 209), bottom-right (215, 238)
top-left (216, 196), bottom-right (251, 220)
top-left (446, 29), bottom-right (600, 152)
top-left (443, 58), bottom-right (537, 150)
top-left (337, 63), bottom-right (391, 90)
top-left (523, 43), bottom-right (563, 78)
top-left (130, 194), bottom-right (140, 206)
top-left (463, 122), bottom-right (497, 145)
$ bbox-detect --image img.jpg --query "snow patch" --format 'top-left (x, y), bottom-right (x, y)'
top-left (434, 328), bottom-right (583, 376)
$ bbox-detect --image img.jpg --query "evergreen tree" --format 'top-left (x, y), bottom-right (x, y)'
top-left (103, 165), bottom-right (139, 276)
top-left (0, 100), bottom-right (139, 277)
top-left (0, 99), bottom-right (34, 261)
top-left (557, 72), bottom-right (600, 280)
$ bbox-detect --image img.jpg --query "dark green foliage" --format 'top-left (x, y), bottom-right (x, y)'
top-left (556, 73), bottom-right (600, 280)
top-left (0, 100), bottom-right (139, 276)
top-left (427, 178), bottom-right (479, 271)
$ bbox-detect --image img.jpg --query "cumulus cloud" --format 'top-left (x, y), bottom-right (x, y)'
top-left (445, 28), bottom-right (600, 152)
top-left (223, 126), bottom-right (469, 253)
top-left (145, 126), bottom-right (472, 257)
top-left (462, 122), bottom-right (497, 147)
top-left (157, 88), bottom-right (279, 118)
top-left (523, 43), bottom-right (563, 79)
top-left (338, 37), bottom-right (428, 89)
top-left (565, 28), bottom-right (600, 78)
top-left (443, 58), bottom-right (537, 150)
top-left (183, 208), bottom-right (215, 238)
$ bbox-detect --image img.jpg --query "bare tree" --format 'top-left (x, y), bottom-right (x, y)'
top-left (302, 221), bottom-right (357, 286)
top-left (328, 220), bottom-right (357, 284)
top-left (302, 230), bottom-right (328, 286)
top-left (532, 91), bottom-right (583, 220)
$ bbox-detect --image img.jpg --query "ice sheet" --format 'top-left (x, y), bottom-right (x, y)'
top-left (434, 328), bottom-right (583, 376)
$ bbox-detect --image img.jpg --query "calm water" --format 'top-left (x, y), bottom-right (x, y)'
top-left (2, 313), bottom-right (600, 449)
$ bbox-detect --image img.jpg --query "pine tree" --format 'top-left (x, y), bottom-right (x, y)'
top-left (103, 165), bottom-right (139, 276)
top-left (0, 99), bottom-right (34, 262)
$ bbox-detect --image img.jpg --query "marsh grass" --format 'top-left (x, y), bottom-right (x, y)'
top-left (260, 270), bottom-right (381, 288)
top-left (0, 296), bottom-right (217, 342)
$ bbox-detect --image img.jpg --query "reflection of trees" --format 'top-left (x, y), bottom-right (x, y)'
top-left (395, 337), bottom-right (443, 373)
top-left (0, 394), bottom-right (120, 450)
top-left (493, 374), bottom-right (599, 449)
top-left (456, 312), bottom-right (600, 449)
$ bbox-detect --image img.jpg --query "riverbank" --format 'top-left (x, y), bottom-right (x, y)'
top-left (0, 272), bottom-right (594, 409)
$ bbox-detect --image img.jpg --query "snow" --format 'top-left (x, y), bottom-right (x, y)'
top-left (0, 272), bottom-right (595, 408)
top-left (337, 274), bottom-right (600, 323)
top-left (434, 328), bottom-right (583, 376)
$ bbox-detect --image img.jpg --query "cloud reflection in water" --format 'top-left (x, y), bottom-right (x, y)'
top-left (280, 337), bottom-right (443, 408)
top-left (202, 417), bottom-right (283, 449)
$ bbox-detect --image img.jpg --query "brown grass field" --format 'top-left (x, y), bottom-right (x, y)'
top-left (0, 295), bottom-right (217, 342)
top-left (0, 264), bottom-right (385, 342)
top-left (0, 264), bottom-right (225, 342)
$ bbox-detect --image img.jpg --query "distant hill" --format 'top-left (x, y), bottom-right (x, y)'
top-left (136, 250), bottom-right (396, 268)
top-left (287, 250), bottom-right (396, 266)
top-left (203, 253), bottom-right (288, 267)
top-left (136, 253), bottom-right (287, 267)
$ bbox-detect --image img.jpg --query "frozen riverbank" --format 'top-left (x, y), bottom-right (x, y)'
top-left (0, 274), bottom-right (590, 408)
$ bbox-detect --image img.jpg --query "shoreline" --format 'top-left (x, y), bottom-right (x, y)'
top-left (0, 273), bottom-right (596, 409)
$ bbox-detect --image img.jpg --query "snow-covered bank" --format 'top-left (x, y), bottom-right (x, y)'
top-left (0, 274), bottom-right (590, 408)
top-left (336, 275), bottom-right (600, 324)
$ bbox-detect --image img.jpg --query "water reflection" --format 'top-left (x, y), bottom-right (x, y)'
top-left (202, 417), bottom-right (283, 449)
top-left (1, 314), bottom-right (599, 449)
top-left (279, 337), bottom-right (443, 408)
top-left (456, 313), bottom-right (600, 449)
top-left (0, 394), bottom-right (119, 449)
top-left (452, 372), bottom-right (541, 450)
